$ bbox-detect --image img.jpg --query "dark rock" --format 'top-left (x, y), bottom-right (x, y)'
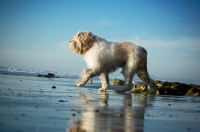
top-left (111, 78), bottom-right (124, 86)
top-left (58, 100), bottom-right (67, 102)
top-left (58, 100), bottom-right (64, 102)
top-left (37, 73), bottom-right (59, 78)
top-left (185, 88), bottom-right (200, 96)
top-left (131, 82), bottom-right (153, 94)
top-left (111, 78), bottom-right (200, 96)
top-left (52, 86), bottom-right (56, 89)
top-left (156, 81), bottom-right (192, 96)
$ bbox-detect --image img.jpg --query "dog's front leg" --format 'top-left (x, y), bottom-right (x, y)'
top-left (98, 72), bottom-right (109, 94)
top-left (76, 69), bottom-right (95, 87)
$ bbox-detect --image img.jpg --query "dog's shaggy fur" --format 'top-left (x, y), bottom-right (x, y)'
top-left (69, 31), bottom-right (156, 94)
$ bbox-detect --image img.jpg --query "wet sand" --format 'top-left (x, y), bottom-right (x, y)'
top-left (0, 74), bottom-right (200, 132)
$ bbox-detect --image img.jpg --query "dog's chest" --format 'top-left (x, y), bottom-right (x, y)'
top-left (82, 43), bottom-right (115, 68)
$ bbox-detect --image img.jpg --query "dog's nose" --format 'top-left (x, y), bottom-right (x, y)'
top-left (69, 40), bottom-right (71, 42)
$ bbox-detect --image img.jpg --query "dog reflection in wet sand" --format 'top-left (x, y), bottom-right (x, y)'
top-left (69, 31), bottom-right (156, 94)
top-left (67, 93), bottom-right (147, 132)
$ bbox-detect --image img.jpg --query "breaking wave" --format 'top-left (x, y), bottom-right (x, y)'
top-left (0, 67), bottom-right (79, 79)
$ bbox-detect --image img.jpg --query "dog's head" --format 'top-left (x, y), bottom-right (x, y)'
top-left (69, 31), bottom-right (98, 54)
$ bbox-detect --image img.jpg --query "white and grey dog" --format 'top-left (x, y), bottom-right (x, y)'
top-left (69, 31), bottom-right (156, 94)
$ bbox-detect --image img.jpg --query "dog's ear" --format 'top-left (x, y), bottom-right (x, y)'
top-left (76, 40), bottom-right (84, 54)
top-left (78, 31), bottom-right (96, 54)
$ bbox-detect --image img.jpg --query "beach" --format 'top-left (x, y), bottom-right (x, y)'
top-left (0, 74), bottom-right (200, 132)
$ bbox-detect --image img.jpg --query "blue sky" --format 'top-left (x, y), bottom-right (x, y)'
top-left (0, 0), bottom-right (200, 82)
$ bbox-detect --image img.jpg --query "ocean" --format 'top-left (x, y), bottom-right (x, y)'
top-left (0, 66), bottom-right (199, 85)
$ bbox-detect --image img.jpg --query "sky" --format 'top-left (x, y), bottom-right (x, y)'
top-left (0, 0), bottom-right (200, 82)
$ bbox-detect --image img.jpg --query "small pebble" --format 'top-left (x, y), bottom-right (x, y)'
top-left (58, 100), bottom-right (68, 102)
top-left (52, 86), bottom-right (56, 88)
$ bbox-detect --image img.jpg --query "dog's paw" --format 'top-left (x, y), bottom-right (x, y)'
top-left (98, 88), bottom-right (107, 94)
top-left (76, 79), bottom-right (86, 87)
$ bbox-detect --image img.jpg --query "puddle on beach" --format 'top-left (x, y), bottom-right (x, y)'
top-left (0, 75), bottom-right (200, 132)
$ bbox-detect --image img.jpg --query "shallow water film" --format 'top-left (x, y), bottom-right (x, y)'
top-left (0, 75), bottom-right (200, 132)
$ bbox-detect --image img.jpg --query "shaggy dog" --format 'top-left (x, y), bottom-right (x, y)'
top-left (69, 31), bottom-right (156, 94)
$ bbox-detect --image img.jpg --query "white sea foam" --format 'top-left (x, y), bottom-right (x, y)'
top-left (0, 67), bottom-right (79, 79)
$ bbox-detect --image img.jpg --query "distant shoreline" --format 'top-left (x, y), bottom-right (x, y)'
top-left (0, 66), bottom-right (199, 85)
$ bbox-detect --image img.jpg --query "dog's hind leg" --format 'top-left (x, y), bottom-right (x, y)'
top-left (76, 69), bottom-right (97, 87)
top-left (98, 72), bottom-right (109, 94)
top-left (136, 67), bottom-right (157, 94)
top-left (116, 64), bottom-right (135, 93)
